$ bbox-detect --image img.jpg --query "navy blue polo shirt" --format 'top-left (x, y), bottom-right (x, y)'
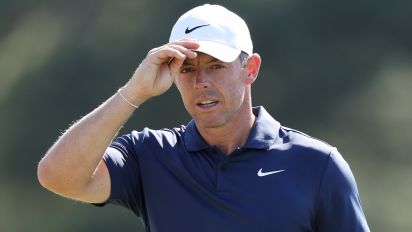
top-left (102, 106), bottom-right (369, 232)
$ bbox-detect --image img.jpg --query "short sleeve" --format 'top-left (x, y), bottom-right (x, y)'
top-left (315, 149), bottom-right (370, 232)
top-left (101, 132), bottom-right (144, 216)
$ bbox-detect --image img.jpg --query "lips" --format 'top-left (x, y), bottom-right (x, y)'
top-left (197, 100), bottom-right (219, 108)
top-left (194, 90), bottom-right (221, 111)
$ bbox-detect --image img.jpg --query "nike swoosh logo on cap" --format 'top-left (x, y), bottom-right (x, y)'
top-left (185, 24), bottom-right (210, 34)
top-left (257, 168), bottom-right (285, 177)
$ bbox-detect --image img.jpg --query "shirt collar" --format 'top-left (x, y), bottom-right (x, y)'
top-left (184, 120), bottom-right (210, 152)
top-left (184, 106), bottom-right (280, 152)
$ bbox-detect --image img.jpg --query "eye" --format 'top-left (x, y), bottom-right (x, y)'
top-left (181, 67), bottom-right (194, 73)
top-left (211, 64), bottom-right (225, 70)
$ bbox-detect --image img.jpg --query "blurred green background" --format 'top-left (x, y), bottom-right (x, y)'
top-left (1, 0), bottom-right (411, 231)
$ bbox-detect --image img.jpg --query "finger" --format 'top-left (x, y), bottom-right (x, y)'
top-left (148, 40), bottom-right (199, 56)
top-left (149, 45), bottom-right (197, 66)
top-left (166, 44), bottom-right (197, 59)
top-left (169, 39), bottom-right (200, 50)
top-left (148, 47), bottom-right (187, 65)
top-left (151, 43), bottom-right (198, 58)
top-left (148, 41), bottom-right (199, 63)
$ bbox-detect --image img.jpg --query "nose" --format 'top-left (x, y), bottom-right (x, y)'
top-left (194, 69), bottom-right (211, 89)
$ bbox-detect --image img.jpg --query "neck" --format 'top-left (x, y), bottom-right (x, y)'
top-left (196, 104), bottom-right (255, 155)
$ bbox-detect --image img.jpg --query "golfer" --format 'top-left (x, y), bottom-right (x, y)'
top-left (38, 4), bottom-right (370, 232)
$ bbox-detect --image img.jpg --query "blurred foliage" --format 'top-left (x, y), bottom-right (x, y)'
top-left (1, 0), bottom-right (411, 231)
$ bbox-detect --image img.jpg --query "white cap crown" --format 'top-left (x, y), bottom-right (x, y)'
top-left (169, 4), bottom-right (253, 62)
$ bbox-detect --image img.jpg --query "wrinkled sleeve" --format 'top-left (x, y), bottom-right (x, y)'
top-left (315, 149), bottom-right (370, 232)
top-left (98, 131), bottom-right (144, 216)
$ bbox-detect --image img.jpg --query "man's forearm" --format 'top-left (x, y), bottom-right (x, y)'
top-left (37, 88), bottom-right (141, 197)
top-left (38, 40), bottom-right (198, 200)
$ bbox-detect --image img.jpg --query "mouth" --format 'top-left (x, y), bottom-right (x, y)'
top-left (197, 100), bottom-right (219, 109)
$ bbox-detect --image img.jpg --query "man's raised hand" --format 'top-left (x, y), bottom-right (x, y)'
top-left (121, 40), bottom-right (199, 106)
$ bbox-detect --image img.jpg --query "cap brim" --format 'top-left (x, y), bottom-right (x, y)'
top-left (195, 41), bottom-right (241, 63)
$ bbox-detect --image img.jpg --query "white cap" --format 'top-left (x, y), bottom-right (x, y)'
top-left (169, 4), bottom-right (253, 62)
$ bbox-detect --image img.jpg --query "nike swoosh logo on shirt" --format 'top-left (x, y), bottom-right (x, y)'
top-left (185, 24), bottom-right (210, 34)
top-left (257, 168), bottom-right (285, 177)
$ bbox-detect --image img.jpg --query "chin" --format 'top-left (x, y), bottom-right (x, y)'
top-left (194, 117), bottom-right (225, 129)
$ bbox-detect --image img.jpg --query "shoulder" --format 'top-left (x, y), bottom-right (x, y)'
top-left (105, 126), bottom-right (188, 164)
top-left (139, 126), bottom-right (186, 143)
top-left (278, 126), bottom-right (335, 157)
top-left (113, 126), bottom-right (187, 150)
top-left (279, 126), bottom-right (358, 192)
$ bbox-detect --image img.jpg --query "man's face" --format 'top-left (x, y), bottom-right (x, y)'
top-left (174, 52), bottom-right (249, 129)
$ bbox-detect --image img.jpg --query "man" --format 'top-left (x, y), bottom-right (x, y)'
top-left (38, 4), bottom-right (370, 232)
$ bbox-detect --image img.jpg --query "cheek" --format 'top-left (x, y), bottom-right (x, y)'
top-left (221, 79), bottom-right (246, 104)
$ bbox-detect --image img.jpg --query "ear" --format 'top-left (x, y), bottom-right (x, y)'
top-left (244, 53), bottom-right (261, 85)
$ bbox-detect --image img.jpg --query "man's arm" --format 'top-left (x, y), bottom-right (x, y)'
top-left (37, 41), bottom-right (198, 203)
top-left (316, 149), bottom-right (370, 231)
